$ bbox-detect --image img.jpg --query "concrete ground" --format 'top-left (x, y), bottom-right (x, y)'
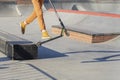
top-left (0, 3), bottom-right (120, 80)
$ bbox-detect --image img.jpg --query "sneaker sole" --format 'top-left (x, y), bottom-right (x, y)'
top-left (20, 23), bottom-right (25, 34)
top-left (42, 37), bottom-right (51, 39)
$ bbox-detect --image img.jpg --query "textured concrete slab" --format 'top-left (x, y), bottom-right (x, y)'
top-left (0, 61), bottom-right (52, 80)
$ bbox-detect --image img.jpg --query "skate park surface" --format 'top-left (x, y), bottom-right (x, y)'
top-left (0, 1), bottom-right (120, 80)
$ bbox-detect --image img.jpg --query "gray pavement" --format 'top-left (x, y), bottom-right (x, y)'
top-left (0, 2), bottom-right (120, 80)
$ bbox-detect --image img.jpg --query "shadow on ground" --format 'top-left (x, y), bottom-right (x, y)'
top-left (38, 46), bottom-right (67, 59)
top-left (82, 54), bottom-right (120, 63)
top-left (64, 50), bottom-right (120, 63)
top-left (0, 57), bottom-right (10, 62)
top-left (73, 50), bottom-right (120, 63)
top-left (28, 64), bottom-right (57, 80)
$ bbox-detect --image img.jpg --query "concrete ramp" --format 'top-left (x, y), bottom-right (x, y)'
top-left (1, 0), bottom-right (120, 16)
top-left (75, 1), bottom-right (120, 14)
top-left (16, 4), bottom-right (33, 16)
top-left (44, 0), bottom-right (120, 14)
top-left (0, 2), bottom-right (21, 17)
top-left (13, 4), bottom-right (47, 16)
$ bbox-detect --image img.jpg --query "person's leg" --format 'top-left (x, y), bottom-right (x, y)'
top-left (25, 10), bottom-right (37, 24)
top-left (32, 0), bottom-right (45, 30)
top-left (32, 0), bottom-right (50, 39)
top-left (20, 10), bottom-right (37, 34)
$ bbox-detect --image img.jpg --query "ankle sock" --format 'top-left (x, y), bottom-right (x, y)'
top-left (42, 30), bottom-right (46, 32)
top-left (24, 21), bottom-right (27, 25)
